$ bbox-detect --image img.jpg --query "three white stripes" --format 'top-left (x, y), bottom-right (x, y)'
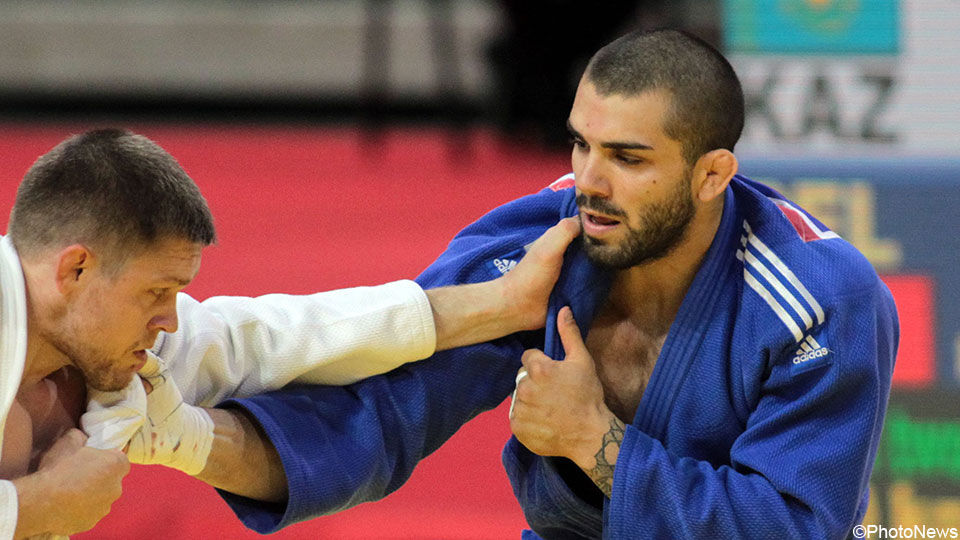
top-left (738, 220), bottom-right (824, 343)
top-left (796, 334), bottom-right (823, 355)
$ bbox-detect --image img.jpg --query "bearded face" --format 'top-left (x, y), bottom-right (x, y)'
top-left (47, 286), bottom-right (148, 392)
top-left (48, 332), bottom-right (137, 392)
top-left (577, 173), bottom-right (695, 270)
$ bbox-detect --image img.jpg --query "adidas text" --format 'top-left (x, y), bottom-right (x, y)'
top-left (794, 348), bottom-right (829, 364)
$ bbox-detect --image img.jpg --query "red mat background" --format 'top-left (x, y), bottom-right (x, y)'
top-left (0, 124), bottom-right (570, 539)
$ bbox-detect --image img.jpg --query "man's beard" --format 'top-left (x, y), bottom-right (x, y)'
top-left (577, 178), bottom-right (696, 270)
top-left (48, 332), bottom-right (133, 392)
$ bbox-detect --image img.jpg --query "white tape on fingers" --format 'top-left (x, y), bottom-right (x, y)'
top-left (138, 350), bottom-right (164, 379)
top-left (125, 351), bottom-right (214, 475)
top-left (509, 370), bottom-right (529, 418)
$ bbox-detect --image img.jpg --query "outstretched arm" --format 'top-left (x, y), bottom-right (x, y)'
top-left (154, 216), bottom-right (578, 408)
top-left (211, 189), bottom-right (581, 532)
top-left (83, 213), bottom-right (580, 505)
top-left (193, 217), bottom-right (580, 502)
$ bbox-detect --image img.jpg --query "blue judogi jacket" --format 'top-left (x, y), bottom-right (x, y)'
top-left (219, 174), bottom-right (898, 539)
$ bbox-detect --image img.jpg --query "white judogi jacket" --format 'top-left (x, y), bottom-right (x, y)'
top-left (0, 235), bottom-right (437, 539)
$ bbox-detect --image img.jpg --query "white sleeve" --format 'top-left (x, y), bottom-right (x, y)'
top-left (157, 279), bottom-right (436, 407)
top-left (0, 479), bottom-right (16, 540)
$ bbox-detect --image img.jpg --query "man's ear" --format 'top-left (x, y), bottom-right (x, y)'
top-left (54, 244), bottom-right (93, 295)
top-left (692, 149), bottom-right (738, 203)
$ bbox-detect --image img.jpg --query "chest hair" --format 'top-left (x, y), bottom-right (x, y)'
top-left (585, 317), bottom-right (667, 425)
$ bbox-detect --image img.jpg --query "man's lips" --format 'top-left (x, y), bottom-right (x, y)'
top-left (581, 211), bottom-right (622, 236)
top-left (132, 350), bottom-right (148, 371)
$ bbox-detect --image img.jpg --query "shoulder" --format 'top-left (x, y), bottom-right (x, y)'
top-left (731, 176), bottom-right (893, 353)
top-left (458, 173), bottom-right (577, 234)
top-left (733, 175), bottom-right (882, 297)
top-left (417, 174), bottom-right (578, 287)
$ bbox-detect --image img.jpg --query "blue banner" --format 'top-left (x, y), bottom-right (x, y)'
top-left (725, 0), bottom-right (900, 54)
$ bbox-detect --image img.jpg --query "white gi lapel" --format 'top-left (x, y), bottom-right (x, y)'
top-left (0, 236), bottom-right (29, 462)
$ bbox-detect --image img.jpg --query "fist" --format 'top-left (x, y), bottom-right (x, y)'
top-left (34, 429), bottom-right (130, 535)
top-left (509, 307), bottom-right (614, 467)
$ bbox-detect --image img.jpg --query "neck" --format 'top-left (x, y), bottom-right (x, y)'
top-left (19, 260), bottom-right (71, 389)
top-left (22, 329), bottom-right (70, 389)
top-left (606, 197), bottom-right (725, 332)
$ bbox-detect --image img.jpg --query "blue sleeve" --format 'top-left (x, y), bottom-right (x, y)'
top-left (605, 281), bottom-right (898, 539)
top-left (217, 188), bottom-right (572, 533)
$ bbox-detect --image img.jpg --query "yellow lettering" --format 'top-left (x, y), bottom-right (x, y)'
top-left (867, 482), bottom-right (960, 527)
top-left (789, 180), bottom-right (902, 272)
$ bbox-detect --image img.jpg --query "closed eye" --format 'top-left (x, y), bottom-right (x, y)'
top-left (615, 153), bottom-right (643, 165)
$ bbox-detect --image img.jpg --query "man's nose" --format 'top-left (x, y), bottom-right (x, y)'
top-left (575, 154), bottom-right (611, 198)
top-left (147, 306), bottom-right (178, 334)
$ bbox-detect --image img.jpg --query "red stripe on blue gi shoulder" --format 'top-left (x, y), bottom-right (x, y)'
top-left (772, 199), bottom-right (836, 242)
top-left (548, 174), bottom-right (576, 192)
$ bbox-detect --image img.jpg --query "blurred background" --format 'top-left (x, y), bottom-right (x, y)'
top-left (1, 0), bottom-right (958, 537)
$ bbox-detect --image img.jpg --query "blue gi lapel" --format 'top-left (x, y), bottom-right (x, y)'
top-left (632, 184), bottom-right (742, 438)
top-left (542, 193), bottom-right (612, 360)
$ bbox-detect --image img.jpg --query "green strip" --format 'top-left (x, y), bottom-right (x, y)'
top-left (882, 409), bottom-right (960, 482)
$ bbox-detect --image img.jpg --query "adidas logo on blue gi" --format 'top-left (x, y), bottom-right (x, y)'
top-left (793, 334), bottom-right (829, 365)
top-left (493, 258), bottom-right (517, 275)
top-left (491, 244), bottom-right (533, 276)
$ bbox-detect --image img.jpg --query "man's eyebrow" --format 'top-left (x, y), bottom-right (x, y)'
top-left (566, 119), bottom-right (654, 151)
top-left (602, 140), bottom-right (654, 151)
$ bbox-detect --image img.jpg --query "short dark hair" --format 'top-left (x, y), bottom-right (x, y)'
top-left (8, 128), bottom-right (216, 263)
top-left (585, 29), bottom-right (745, 164)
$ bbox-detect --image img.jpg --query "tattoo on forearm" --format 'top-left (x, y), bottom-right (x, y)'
top-left (588, 417), bottom-right (624, 498)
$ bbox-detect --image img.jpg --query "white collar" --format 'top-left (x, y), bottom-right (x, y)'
top-left (0, 236), bottom-right (28, 462)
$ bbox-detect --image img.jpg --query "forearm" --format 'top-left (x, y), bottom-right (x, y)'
top-left (579, 416), bottom-right (624, 498)
top-left (573, 416), bottom-right (624, 498)
top-left (215, 340), bottom-right (525, 533)
top-left (426, 280), bottom-right (525, 352)
top-left (195, 408), bottom-right (288, 504)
